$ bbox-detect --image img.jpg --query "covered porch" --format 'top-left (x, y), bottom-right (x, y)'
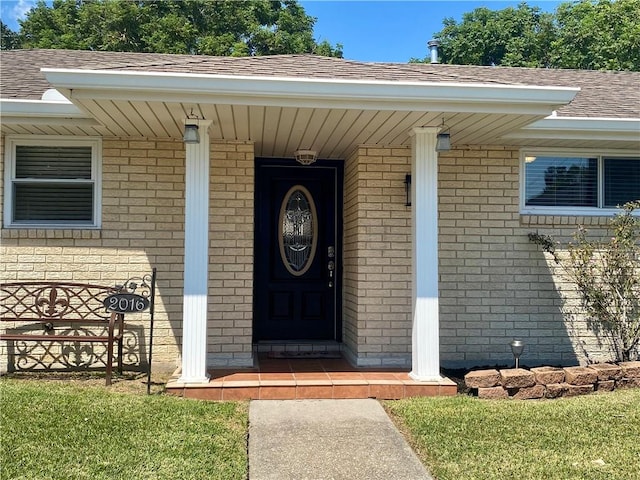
top-left (28, 59), bottom-right (580, 388)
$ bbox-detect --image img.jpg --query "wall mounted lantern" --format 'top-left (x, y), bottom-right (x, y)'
top-left (294, 149), bottom-right (318, 166)
top-left (435, 118), bottom-right (451, 152)
top-left (183, 124), bottom-right (200, 144)
top-left (404, 174), bottom-right (412, 207)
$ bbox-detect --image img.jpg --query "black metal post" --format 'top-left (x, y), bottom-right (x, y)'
top-left (147, 268), bottom-right (157, 395)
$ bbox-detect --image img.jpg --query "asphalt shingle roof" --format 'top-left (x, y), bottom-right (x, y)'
top-left (2, 49), bottom-right (639, 119)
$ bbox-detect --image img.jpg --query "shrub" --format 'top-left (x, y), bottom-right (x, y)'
top-left (529, 201), bottom-right (640, 362)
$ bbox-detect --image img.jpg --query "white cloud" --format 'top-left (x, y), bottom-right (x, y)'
top-left (13, 0), bottom-right (36, 19)
top-left (1, 0), bottom-right (37, 29)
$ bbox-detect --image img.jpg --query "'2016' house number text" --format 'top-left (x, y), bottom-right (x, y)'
top-left (103, 293), bottom-right (150, 314)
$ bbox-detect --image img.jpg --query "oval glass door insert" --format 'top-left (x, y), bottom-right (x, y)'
top-left (278, 185), bottom-right (318, 276)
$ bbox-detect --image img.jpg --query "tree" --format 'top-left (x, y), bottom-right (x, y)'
top-left (1, 21), bottom-right (20, 50)
top-left (551, 0), bottom-right (640, 70)
top-left (529, 201), bottom-right (640, 362)
top-left (14, 0), bottom-right (342, 57)
top-left (413, 0), bottom-right (640, 71)
top-left (422, 3), bottom-right (556, 67)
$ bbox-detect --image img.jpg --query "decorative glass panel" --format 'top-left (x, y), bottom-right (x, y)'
top-left (279, 186), bottom-right (318, 276)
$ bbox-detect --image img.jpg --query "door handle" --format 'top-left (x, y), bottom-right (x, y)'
top-left (328, 260), bottom-right (335, 288)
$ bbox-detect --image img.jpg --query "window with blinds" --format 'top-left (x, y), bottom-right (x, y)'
top-left (5, 138), bottom-right (100, 227)
top-left (523, 153), bottom-right (640, 213)
top-left (604, 158), bottom-right (640, 208)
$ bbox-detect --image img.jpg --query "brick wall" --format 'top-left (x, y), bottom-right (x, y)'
top-left (343, 146), bottom-right (413, 367)
top-left (1, 137), bottom-right (185, 371)
top-left (438, 145), bottom-right (618, 368)
top-left (344, 144), bottom-right (621, 369)
top-left (207, 140), bottom-right (254, 367)
top-left (1, 136), bottom-right (255, 372)
top-left (1, 132), bottom-right (627, 373)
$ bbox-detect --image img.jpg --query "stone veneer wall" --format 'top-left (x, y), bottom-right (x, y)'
top-left (0, 135), bottom-right (254, 372)
top-left (343, 146), bottom-right (413, 367)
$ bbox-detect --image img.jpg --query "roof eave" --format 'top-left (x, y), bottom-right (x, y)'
top-left (42, 68), bottom-right (580, 116)
top-left (0, 98), bottom-right (99, 126)
top-left (503, 116), bottom-right (640, 143)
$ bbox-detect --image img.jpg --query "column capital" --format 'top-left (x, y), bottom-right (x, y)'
top-left (410, 126), bottom-right (440, 137)
top-left (183, 118), bottom-right (213, 128)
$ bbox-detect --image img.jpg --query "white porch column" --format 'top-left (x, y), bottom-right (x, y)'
top-left (409, 127), bottom-right (441, 381)
top-left (179, 119), bottom-right (212, 383)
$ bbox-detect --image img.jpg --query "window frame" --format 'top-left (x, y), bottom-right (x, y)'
top-left (3, 135), bottom-right (102, 229)
top-left (520, 148), bottom-right (640, 216)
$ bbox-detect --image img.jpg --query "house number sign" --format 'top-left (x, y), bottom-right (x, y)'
top-left (103, 293), bottom-right (150, 313)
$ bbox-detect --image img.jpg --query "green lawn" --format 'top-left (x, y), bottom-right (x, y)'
top-left (0, 377), bottom-right (248, 480)
top-left (386, 388), bottom-right (640, 480)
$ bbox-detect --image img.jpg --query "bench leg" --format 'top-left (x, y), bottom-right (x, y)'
top-left (106, 338), bottom-right (114, 386)
top-left (117, 337), bottom-right (124, 374)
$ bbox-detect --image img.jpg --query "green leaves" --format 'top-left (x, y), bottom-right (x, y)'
top-left (11, 0), bottom-right (343, 57)
top-left (431, 4), bottom-right (557, 67)
top-left (530, 201), bottom-right (640, 361)
top-left (417, 0), bottom-right (640, 71)
top-left (552, 0), bottom-right (640, 70)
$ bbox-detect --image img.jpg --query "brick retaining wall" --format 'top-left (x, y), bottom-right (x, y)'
top-left (464, 361), bottom-right (640, 399)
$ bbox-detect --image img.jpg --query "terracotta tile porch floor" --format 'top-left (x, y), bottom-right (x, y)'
top-left (165, 354), bottom-right (457, 401)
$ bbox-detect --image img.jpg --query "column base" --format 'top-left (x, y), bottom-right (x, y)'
top-left (409, 371), bottom-right (443, 382)
top-left (177, 373), bottom-right (211, 385)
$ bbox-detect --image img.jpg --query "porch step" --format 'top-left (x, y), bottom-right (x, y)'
top-left (165, 354), bottom-right (457, 401)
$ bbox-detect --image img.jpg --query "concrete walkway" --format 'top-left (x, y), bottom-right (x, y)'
top-left (248, 399), bottom-right (433, 480)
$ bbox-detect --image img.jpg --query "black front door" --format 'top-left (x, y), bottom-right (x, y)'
top-left (254, 160), bottom-right (342, 341)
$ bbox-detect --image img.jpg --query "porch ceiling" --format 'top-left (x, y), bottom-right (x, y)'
top-left (2, 67), bottom-right (636, 154)
top-left (12, 99), bottom-right (553, 158)
top-left (4, 99), bottom-right (637, 154)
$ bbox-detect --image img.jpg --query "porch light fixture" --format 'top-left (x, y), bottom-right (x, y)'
top-left (510, 339), bottom-right (525, 368)
top-left (404, 174), bottom-right (412, 207)
top-left (435, 118), bottom-right (451, 152)
top-left (183, 124), bottom-right (200, 144)
top-left (294, 149), bottom-right (317, 166)
top-left (183, 109), bottom-right (202, 144)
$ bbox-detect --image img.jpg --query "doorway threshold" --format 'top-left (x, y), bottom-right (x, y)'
top-left (254, 340), bottom-right (342, 355)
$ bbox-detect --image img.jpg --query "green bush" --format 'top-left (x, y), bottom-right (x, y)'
top-left (529, 201), bottom-right (640, 362)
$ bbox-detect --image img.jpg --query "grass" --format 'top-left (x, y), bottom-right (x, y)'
top-left (386, 389), bottom-right (640, 480)
top-left (0, 374), bottom-right (248, 480)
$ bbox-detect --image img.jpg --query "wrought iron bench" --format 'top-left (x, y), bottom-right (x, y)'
top-left (0, 282), bottom-right (125, 385)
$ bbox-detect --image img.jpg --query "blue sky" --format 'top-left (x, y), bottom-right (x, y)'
top-left (1, 0), bottom-right (563, 62)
